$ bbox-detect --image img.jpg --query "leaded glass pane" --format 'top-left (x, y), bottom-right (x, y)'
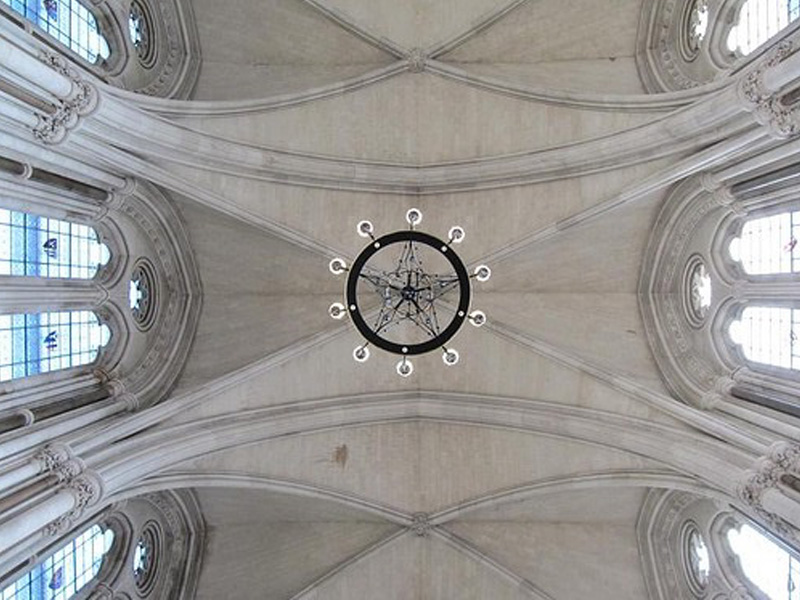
top-left (0, 525), bottom-right (114, 600)
top-left (728, 0), bottom-right (800, 55)
top-left (0, 209), bottom-right (109, 279)
top-left (730, 210), bottom-right (800, 275)
top-left (730, 306), bottom-right (800, 370)
top-left (0, 0), bottom-right (109, 62)
top-left (0, 310), bottom-right (110, 382)
top-left (728, 523), bottom-right (800, 599)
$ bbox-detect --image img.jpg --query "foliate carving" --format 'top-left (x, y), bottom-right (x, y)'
top-left (411, 512), bottom-right (431, 536)
top-left (738, 41), bottom-right (799, 138)
top-left (407, 48), bottom-right (427, 73)
top-left (738, 447), bottom-right (800, 542)
top-left (44, 471), bottom-right (104, 537)
top-left (34, 444), bottom-right (83, 482)
top-left (33, 51), bottom-right (98, 145)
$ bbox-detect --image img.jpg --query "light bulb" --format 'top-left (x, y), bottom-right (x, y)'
top-left (406, 208), bottom-right (423, 226)
top-left (396, 358), bottom-right (414, 377)
top-left (353, 345), bottom-right (370, 363)
top-left (329, 302), bottom-right (346, 320)
top-left (329, 258), bottom-right (347, 275)
top-left (448, 226), bottom-right (465, 243)
top-left (474, 265), bottom-right (491, 282)
top-left (442, 348), bottom-right (460, 366)
top-left (357, 220), bottom-right (374, 238)
top-left (469, 310), bottom-right (486, 327)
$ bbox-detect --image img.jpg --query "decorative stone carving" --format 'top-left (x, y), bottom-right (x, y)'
top-left (407, 48), bottom-right (427, 73)
top-left (44, 470), bottom-right (104, 537)
top-left (34, 444), bottom-right (83, 482)
top-left (411, 512), bottom-right (431, 536)
top-left (738, 41), bottom-right (799, 138)
top-left (33, 51), bottom-right (98, 145)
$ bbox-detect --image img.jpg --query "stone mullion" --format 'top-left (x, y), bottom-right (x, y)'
top-left (0, 169), bottom-right (105, 220)
top-left (0, 277), bottom-right (108, 313)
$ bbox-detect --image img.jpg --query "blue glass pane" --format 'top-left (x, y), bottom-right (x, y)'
top-left (0, 209), bottom-right (109, 279)
top-left (0, 525), bottom-right (114, 600)
top-left (0, 311), bottom-right (109, 382)
top-left (0, 0), bottom-right (109, 62)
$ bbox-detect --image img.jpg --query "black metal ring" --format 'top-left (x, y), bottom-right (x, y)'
top-left (346, 230), bottom-right (471, 355)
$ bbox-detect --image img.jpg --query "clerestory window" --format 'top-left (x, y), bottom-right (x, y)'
top-left (0, 209), bottom-right (110, 279)
top-left (729, 209), bottom-right (800, 275)
top-left (728, 0), bottom-right (800, 56)
top-left (1, 0), bottom-right (110, 63)
top-left (729, 306), bottom-right (800, 370)
top-left (726, 521), bottom-right (800, 599)
top-left (0, 524), bottom-right (114, 600)
top-left (0, 310), bottom-right (110, 382)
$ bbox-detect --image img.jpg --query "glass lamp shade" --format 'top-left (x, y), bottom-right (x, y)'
top-left (406, 208), bottom-right (423, 226)
top-left (329, 303), bottom-right (346, 320)
top-left (442, 348), bottom-right (460, 366)
top-left (357, 220), bottom-right (374, 238)
top-left (474, 265), bottom-right (492, 282)
top-left (448, 226), bottom-right (465, 243)
top-left (353, 345), bottom-right (370, 362)
top-left (396, 358), bottom-right (414, 377)
top-left (329, 258), bottom-right (348, 275)
top-left (469, 310), bottom-right (486, 327)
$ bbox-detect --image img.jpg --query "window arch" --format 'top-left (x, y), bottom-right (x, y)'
top-left (729, 306), bottom-right (800, 371)
top-left (0, 209), bottom-right (110, 279)
top-left (0, 310), bottom-right (110, 382)
top-left (1, 524), bottom-right (114, 599)
top-left (725, 520), bottom-right (800, 598)
top-left (0, 0), bottom-right (110, 63)
top-left (728, 0), bottom-right (800, 56)
top-left (729, 209), bottom-right (800, 275)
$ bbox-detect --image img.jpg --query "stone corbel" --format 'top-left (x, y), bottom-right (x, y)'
top-left (32, 51), bottom-right (99, 145)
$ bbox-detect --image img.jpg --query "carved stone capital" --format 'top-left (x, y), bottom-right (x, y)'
top-left (411, 512), bottom-right (431, 536)
top-left (769, 442), bottom-right (800, 476)
top-left (45, 470), bottom-right (105, 536)
top-left (407, 48), bottom-right (427, 73)
top-left (34, 443), bottom-right (83, 482)
top-left (33, 51), bottom-right (99, 145)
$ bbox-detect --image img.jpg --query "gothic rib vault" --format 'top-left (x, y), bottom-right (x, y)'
top-left (3, 0), bottom-right (800, 598)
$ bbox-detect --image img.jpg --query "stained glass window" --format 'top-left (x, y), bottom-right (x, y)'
top-left (0, 311), bottom-right (110, 382)
top-left (0, 209), bottom-right (110, 279)
top-left (0, 525), bottom-right (114, 600)
top-left (687, 528), bottom-right (710, 589)
top-left (730, 210), bottom-right (800, 275)
top-left (728, 0), bottom-right (800, 55)
top-left (729, 306), bottom-right (800, 370)
top-left (727, 522), bottom-right (800, 599)
top-left (1, 0), bottom-right (110, 63)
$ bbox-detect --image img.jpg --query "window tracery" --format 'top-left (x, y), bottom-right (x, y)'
top-left (730, 209), bottom-right (800, 275)
top-left (728, 0), bottom-right (800, 56)
top-left (0, 0), bottom-right (109, 63)
top-left (0, 311), bottom-right (110, 382)
top-left (0, 209), bottom-right (110, 279)
top-left (729, 306), bottom-right (800, 371)
top-left (0, 524), bottom-right (114, 599)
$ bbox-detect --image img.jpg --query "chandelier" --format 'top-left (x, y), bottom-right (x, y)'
top-left (327, 208), bottom-right (490, 377)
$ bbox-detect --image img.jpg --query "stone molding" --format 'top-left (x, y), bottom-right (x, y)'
top-left (34, 444), bottom-right (83, 483)
top-left (32, 51), bottom-right (98, 145)
top-left (410, 512), bottom-right (431, 536)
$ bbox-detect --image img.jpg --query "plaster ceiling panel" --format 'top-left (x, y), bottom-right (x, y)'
top-left (416, 158), bottom-right (672, 265)
top-left (160, 318), bottom-right (678, 427)
top-left (308, 0), bottom-right (515, 50)
top-left (175, 73), bottom-right (658, 163)
top-left (172, 198), bottom-right (341, 390)
top-left (191, 0), bottom-right (392, 100)
top-left (459, 485), bottom-right (648, 522)
top-left (194, 494), bottom-right (397, 600)
top-left (443, 0), bottom-right (643, 64)
top-left (479, 292), bottom-right (666, 385)
top-left (178, 422), bottom-right (663, 514)
top-left (292, 533), bottom-right (420, 600)
top-left (490, 192), bottom-right (663, 293)
top-left (455, 59), bottom-right (647, 95)
top-left (448, 521), bottom-right (649, 600)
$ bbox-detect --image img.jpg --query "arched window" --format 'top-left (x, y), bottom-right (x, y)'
top-left (0, 209), bottom-right (110, 279)
top-left (726, 521), bottom-right (800, 598)
top-left (0, 310), bottom-right (110, 382)
top-left (729, 306), bottom-right (799, 370)
top-left (728, 0), bottom-right (800, 56)
top-left (730, 209), bottom-right (800, 275)
top-left (1, 524), bottom-right (114, 599)
top-left (0, 0), bottom-right (110, 63)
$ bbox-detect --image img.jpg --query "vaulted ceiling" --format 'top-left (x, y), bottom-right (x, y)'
top-left (110, 0), bottom-right (749, 597)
